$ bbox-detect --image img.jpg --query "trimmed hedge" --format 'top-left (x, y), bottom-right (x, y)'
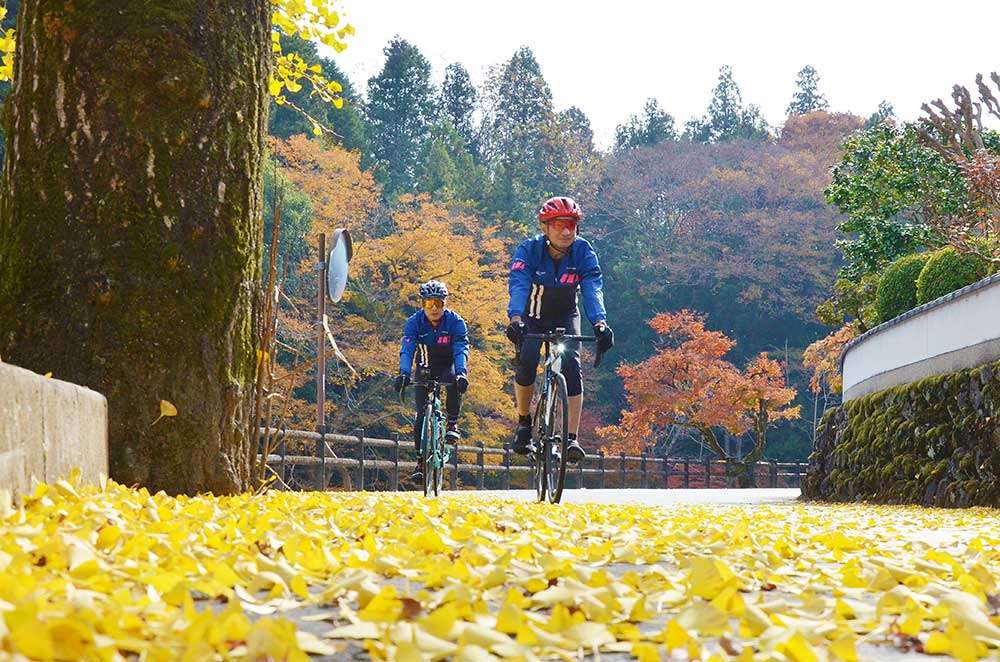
top-left (915, 247), bottom-right (986, 305)
top-left (802, 357), bottom-right (1000, 507)
top-left (875, 253), bottom-right (929, 324)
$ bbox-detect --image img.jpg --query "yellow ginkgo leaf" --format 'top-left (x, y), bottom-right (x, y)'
top-left (830, 634), bottom-right (858, 661)
top-left (151, 399), bottom-right (178, 426)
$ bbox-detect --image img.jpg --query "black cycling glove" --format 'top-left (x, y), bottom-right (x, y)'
top-left (594, 323), bottom-right (614, 353)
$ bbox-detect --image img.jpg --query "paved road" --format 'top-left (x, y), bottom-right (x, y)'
top-left (462, 487), bottom-right (801, 506)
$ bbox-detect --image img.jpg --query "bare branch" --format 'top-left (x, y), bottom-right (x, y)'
top-left (977, 73), bottom-right (1000, 122)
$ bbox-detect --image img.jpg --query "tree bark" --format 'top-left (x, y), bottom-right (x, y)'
top-left (0, 0), bottom-right (270, 495)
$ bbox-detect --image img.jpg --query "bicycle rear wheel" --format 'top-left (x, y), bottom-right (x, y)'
top-left (546, 373), bottom-right (569, 504)
top-left (422, 403), bottom-right (435, 497)
top-left (532, 395), bottom-right (548, 502)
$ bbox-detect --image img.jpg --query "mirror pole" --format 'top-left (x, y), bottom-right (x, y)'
top-left (316, 233), bottom-right (327, 437)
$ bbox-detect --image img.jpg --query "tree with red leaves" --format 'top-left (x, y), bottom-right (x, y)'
top-left (599, 311), bottom-right (799, 486)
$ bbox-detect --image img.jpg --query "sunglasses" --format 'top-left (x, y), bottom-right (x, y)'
top-left (546, 218), bottom-right (578, 232)
top-left (422, 299), bottom-right (445, 310)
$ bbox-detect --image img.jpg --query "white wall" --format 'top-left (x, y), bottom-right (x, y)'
top-left (842, 274), bottom-right (1000, 401)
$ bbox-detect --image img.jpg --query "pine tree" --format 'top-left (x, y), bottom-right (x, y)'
top-left (365, 37), bottom-right (435, 199)
top-left (478, 47), bottom-right (556, 220)
top-left (685, 66), bottom-right (769, 143)
top-left (438, 63), bottom-right (478, 155)
top-left (614, 98), bottom-right (676, 152)
top-left (416, 120), bottom-right (482, 202)
top-left (560, 106), bottom-right (596, 154)
top-left (479, 47), bottom-right (553, 165)
top-left (786, 65), bottom-right (829, 116)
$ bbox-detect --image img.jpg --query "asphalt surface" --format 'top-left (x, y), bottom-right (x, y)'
top-left (464, 487), bottom-right (802, 506)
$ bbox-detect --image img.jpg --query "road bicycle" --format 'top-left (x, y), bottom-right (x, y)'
top-left (518, 329), bottom-right (603, 504)
top-left (402, 376), bottom-right (452, 497)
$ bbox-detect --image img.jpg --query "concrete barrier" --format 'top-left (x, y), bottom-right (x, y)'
top-left (0, 362), bottom-right (108, 499)
top-left (842, 273), bottom-right (1000, 402)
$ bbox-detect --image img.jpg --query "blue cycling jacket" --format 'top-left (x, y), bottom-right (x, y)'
top-left (507, 235), bottom-right (607, 324)
top-left (399, 309), bottom-right (469, 376)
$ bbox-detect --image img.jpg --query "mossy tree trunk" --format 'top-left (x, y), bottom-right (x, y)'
top-left (0, 1), bottom-right (270, 495)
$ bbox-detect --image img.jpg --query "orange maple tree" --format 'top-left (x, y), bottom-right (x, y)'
top-left (598, 311), bottom-right (799, 483)
top-left (740, 352), bottom-right (801, 465)
top-left (802, 324), bottom-right (856, 395)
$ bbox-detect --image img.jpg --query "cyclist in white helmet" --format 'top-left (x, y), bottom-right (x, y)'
top-left (394, 280), bottom-right (470, 476)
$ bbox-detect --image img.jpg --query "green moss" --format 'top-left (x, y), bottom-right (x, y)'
top-left (803, 356), bottom-right (1000, 508)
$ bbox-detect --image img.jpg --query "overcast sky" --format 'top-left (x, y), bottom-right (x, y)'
top-left (331, 0), bottom-right (999, 151)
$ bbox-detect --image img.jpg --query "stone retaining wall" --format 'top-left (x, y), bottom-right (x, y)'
top-left (803, 357), bottom-right (1000, 507)
top-left (0, 362), bottom-right (108, 500)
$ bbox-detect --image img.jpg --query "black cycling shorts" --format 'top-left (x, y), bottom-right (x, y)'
top-left (514, 314), bottom-right (582, 396)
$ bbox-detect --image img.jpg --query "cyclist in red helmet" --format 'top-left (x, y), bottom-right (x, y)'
top-left (506, 196), bottom-right (614, 462)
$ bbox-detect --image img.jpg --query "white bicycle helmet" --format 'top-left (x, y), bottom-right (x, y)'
top-left (419, 280), bottom-right (449, 299)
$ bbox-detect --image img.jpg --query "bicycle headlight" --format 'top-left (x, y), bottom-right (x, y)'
top-left (554, 343), bottom-right (565, 354)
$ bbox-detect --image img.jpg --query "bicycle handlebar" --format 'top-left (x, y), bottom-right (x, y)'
top-left (522, 333), bottom-right (597, 342)
top-left (399, 378), bottom-right (455, 403)
top-left (513, 332), bottom-right (607, 368)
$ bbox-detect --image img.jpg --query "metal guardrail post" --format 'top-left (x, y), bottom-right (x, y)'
top-left (770, 460), bottom-right (778, 488)
top-left (477, 442), bottom-right (485, 489)
top-left (620, 452), bottom-right (626, 488)
top-left (391, 433), bottom-right (399, 491)
top-left (315, 425), bottom-right (326, 490)
top-left (279, 433), bottom-right (287, 488)
top-left (704, 459), bottom-right (711, 488)
top-left (598, 451), bottom-right (605, 489)
top-left (450, 444), bottom-right (458, 490)
top-left (356, 428), bottom-right (365, 491)
top-left (640, 450), bottom-right (648, 488)
top-left (503, 443), bottom-right (511, 490)
top-left (578, 454), bottom-right (585, 489)
top-left (684, 460), bottom-right (690, 488)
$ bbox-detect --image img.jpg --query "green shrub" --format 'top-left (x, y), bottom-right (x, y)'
top-left (874, 253), bottom-right (929, 323)
top-left (915, 247), bottom-right (986, 305)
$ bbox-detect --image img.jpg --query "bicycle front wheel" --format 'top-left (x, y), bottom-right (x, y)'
top-left (422, 403), bottom-right (435, 497)
top-left (433, 419), bottom-right (444, 496)
top-left (532, 395), bottom-right (548, 502)
top-left (546, 373), bottom-right (569, 504)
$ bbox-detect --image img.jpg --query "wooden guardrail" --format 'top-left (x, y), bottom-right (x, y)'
top-left (258, 428), bottom-right (809, 492)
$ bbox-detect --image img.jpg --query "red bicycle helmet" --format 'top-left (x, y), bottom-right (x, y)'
top-left (538, 196), bottom-right (582, 223)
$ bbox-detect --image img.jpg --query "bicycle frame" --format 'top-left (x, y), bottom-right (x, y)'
top-left (419, 380), bottom-right (451, 471)
top-left (535, 341), bottom-right (564, 442)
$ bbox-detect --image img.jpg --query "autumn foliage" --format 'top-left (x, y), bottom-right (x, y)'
top-left (599, 311), bottom-right (799, 467)
top-left (265, 137), bottom-right (512, 450)
top-left (802, 325), bottom-right (857, 395)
